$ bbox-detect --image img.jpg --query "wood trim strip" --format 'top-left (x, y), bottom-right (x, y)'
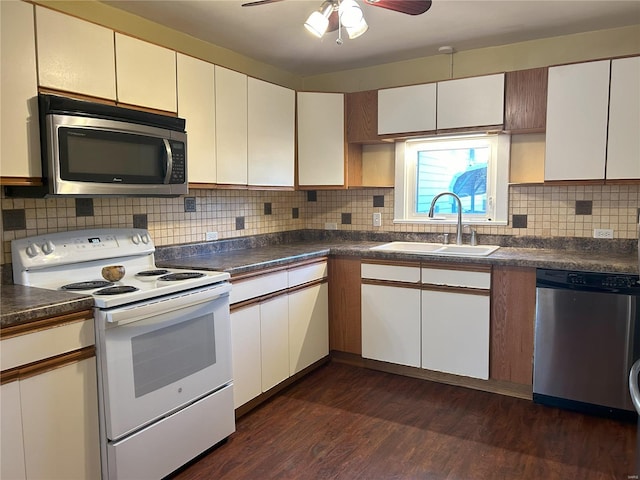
top-left (421, 262), bottom-right (492, 273)
top-left (421, 284), bottom-right (490, 296)
top-left (1, 346), bottom-right (95, 385)
top-left (231, 257), bottom-right (328, 282)
top-left (0, 310), bottom-right (93, 340)
top-left (361, 278), bottom-right (422, 290)
top-left (230, 278), bottom-right (328, 311)
top-left (0, 176), bottom-right (43, 187)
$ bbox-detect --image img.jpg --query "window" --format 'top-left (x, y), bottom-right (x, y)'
top-left (394, 134), bottom-right (510, 225)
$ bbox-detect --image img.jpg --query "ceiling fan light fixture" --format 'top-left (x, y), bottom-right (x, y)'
top-left (304, 1), bottom-right (334, 37)
top-left (338, 0), bottom-right (364, 28)
top-left (346, 15), bottom-right (368, 39)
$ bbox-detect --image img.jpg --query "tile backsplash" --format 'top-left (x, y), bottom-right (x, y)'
top-left (2, 184), bottom-right (639, 264)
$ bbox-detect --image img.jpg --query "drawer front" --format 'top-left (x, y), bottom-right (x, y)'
top-left (230, 271), bottom-right (288, 305)
top-left (288, 262), bottom-right (327, 288)
top-left (421, 268), bottom-right (491, 289)
top-left (1, 319), bottom-right (95, 371)
top-left (361, 263), bottom-right (420, 283)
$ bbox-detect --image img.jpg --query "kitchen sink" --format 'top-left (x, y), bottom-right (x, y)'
top-left (370, 242), bottom-right (500, 257)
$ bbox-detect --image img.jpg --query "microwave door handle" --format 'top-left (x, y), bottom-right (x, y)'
top-left (162, 138), bottom-right (173, 184)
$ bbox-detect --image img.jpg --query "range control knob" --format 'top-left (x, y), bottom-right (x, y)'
top-left (131, 234), bottom-right (141, 245)
top-left (26, 244), bottom-right (41, 258)
top-left (141, 233), bottom-right (150, 244)
top-left (41, 240), bottom-right (55, 255)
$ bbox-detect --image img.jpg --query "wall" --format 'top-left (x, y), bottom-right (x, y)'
top-left (3, 184), bottom-right (639, 264)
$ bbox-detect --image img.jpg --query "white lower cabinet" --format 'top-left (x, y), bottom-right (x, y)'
top-left (1, 381), bottom-right (26, 480)
top-left (361, 284), bottom-right (421, 367)
top-left (289, 283), bottom-right (329, 376)
top-left (361, 262), bottom-right (491, 380)
top-left (421, 290), bottom-right (490, 380)
top-left (230, 261), bottom-right (328, 410)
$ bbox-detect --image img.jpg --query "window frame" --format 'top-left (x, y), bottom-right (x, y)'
top-left (394, 133), bottom-right (510, 225)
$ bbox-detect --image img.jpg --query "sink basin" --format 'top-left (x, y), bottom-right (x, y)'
top-left (370, 242), bottom-right (500, 257)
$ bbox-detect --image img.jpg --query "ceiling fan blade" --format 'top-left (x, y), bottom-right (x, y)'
top-left (241, 0), bottom-right (285, 6)
top-left (365, 0), bottom-right (432, 15)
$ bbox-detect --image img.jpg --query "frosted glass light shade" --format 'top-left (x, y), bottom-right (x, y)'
top-left (346, 16), bottom-right (368, 39)
top-left (304, 10), bottom-right (330, 37)
top-left (338, 0), bottom-right (363, 28)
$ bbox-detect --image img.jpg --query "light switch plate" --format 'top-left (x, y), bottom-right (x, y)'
top-left (373, 213), bottom-right (382, 227)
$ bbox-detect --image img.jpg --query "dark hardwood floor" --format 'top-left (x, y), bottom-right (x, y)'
top-left (172, 362), bottom-right (637, 480)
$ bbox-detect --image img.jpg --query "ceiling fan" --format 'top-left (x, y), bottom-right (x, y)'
top-left (241, 0), bottom-right (432, 42)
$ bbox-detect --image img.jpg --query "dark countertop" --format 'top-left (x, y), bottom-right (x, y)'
top-left (157, 240), bottom-right (639, 276)
top-left (1, 284), bottom-right (94, 329)
top-left (2, 236), bottom-right (637, 330)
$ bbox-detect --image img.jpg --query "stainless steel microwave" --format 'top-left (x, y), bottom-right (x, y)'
top-left (39, 94), bottom-right (188, 197)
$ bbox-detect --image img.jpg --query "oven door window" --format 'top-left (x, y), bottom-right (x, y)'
top-left (58, 127), bottom-right (167, 184)
top-left (131, 314), bottom-right (216, 398)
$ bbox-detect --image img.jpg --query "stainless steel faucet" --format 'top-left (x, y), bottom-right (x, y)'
top-left (428, 192), bottom-right (463, 245)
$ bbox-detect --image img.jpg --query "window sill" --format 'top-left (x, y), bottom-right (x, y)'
top-left (393, 218), bottom-right (508, 226)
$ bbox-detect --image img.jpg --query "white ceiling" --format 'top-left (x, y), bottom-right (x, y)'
top-left (102, 0), bottom-right (640, 76)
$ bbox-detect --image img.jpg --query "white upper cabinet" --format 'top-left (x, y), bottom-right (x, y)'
top-left (35, 6), bottom-right (116, 100)
top-left (1, 0), bottom-right (41, 179)
top-left (378, 83), bottom-right (436, 135)
top-left (606, 56), bottom-right (640, 180)
top-left (297, 92), bottom-right (345, 187)
top-left (248, 78), bottom-right (295, 187)
top-left (115, 33), bottom-right (177, 112)
top-left (437, 73), bottom-right (505, 129)
top-left (215, 66), bottom-right (248, 185)
top-left (545, 60), bottom-right (610, 181)
top-left (177, 54), bottom-right (216, 184)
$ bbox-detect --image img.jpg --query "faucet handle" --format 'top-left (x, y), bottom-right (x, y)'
top-left (443, 233), bottom-right (450, 245)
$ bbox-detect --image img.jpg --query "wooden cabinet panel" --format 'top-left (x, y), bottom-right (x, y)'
top-left (115, 33), bottom-right (177, 112)
top-left (248, 78), bottom-right (295, 187)
top-left (490, 266), bottom-right (536, 385)
top-left (607, 56), bottom-right (640, 180)
top-left (378, 83), bottom-right (437, 135)
top-left (36, 6), bottom-right (116, 100)
top-left (1, 1), bottom-right (41, 180)
top-left (545, 60), bottom-right (610, 181)
top-left (297, 92), bottom-right (345, 187)
top-left (328, 257), bottom-right (362, 354)
top-left (215, 66), bottom-right (248, 185)
top-left (346, 90), bottom-right (378, 143)
top-left (177, 53), bottom-right (216, 184)
top-left (504, 67), bottom-right (548, 132)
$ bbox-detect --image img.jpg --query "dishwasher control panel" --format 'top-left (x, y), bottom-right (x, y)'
top-left (538, 269), bottom-right (640, 294)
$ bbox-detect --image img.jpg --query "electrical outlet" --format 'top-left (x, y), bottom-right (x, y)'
top-left (325, 222), bottom-right (338, 230)
top-left (205, 231), bottom-right (218, 241)
top-left (373, 212), bottom-right (382, 227)
top-left (593, 228), bottom-right (614, 239)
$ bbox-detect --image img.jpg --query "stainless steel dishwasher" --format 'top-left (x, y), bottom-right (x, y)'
top-left (534, 269), bottom-right (640, 421)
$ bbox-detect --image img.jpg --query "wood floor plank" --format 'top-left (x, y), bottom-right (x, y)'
top-left (171, 363), bottom-right (636, 479)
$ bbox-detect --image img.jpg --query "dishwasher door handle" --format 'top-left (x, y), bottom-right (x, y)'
top-left (629, 358), bottom-right (640, 415)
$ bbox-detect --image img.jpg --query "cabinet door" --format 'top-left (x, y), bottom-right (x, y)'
top-left (35, 6), bottom-right (116, 100)
top-left (297, 92), bottom-right (345, 186)
top-left (20, 357), bottom-right (101, 479)
top-left (437, 74), bottom-right (505, 129)
top-left (545, 60), bottom-right (610, 181)
top-left (230, 305), bottom-right (262, 408)
top-left (289, 283), bottom-right (329, 375)
top-left (1, 0), bottom-right (41, 179)
top-left (607, 56), bottom-right (640, 180)
top-left (115, 33), bottom-right (177, 112)
top-left (177, 54), bottom-right (216, 184)
top-left (421, 290), bottom-right (490, 379)
top-left (361, 284), bottom-right (421, 367)
top-left (248, 78), bottom-right (295, 187)
top-left (1, 381), bottom-right (26, 480)
top-left (378, 83), bottom-right (436, 135)
top-left (260, 295), bottom-right (289, 391)
top-left (215, 66), bottom-right (248, 185)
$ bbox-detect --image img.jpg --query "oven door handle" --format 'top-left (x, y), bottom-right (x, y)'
top-left (104, 284), bottom-right (230, 326)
